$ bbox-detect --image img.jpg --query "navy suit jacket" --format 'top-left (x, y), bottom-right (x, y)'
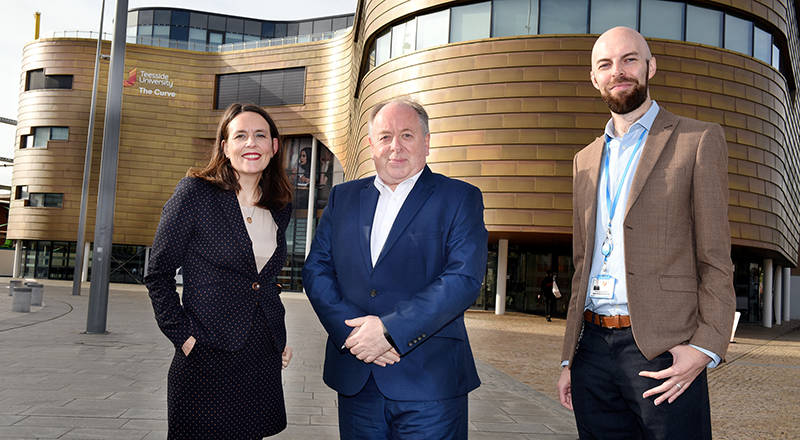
top-left (302, 166), bottom-right (488, 401)
top-left (146, 177), bottom-right (291, 353)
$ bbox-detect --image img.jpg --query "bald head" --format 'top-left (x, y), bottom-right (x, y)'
top-left (592, 26), bottom-right (652, 69)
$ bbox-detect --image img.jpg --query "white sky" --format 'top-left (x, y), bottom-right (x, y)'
top-left (0, 0), bottom-right (357, 187)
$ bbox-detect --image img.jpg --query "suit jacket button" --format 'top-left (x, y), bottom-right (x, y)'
top-left (408, 341), bottom-right (413, 347)
top-left (370, 289), bottom-right (378, 297)
top-left (421, 333), bottom-right (426, 339)
top-left (252, 282), bottom-right (260, 290)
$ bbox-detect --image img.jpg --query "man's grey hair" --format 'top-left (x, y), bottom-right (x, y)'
top-left (368, 97), bottom-right (430, 138)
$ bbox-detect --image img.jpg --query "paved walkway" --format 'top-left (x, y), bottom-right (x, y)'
top-left (0, 279), bottom-right (578, 439)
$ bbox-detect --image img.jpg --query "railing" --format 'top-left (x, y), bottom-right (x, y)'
top-left (43, 28), bottom-right (351, 52)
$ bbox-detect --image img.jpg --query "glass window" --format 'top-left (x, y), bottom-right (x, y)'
top-left (138, 25), bottom-right (152, 43)
top-left (32, 127), bottom-right (50, 148)
top-left (209, 31), bottom-right (224, 46)
top-left (725, 14), bottom-right (753, 56)
top-left (208, 15), bottom-right (226, 31)
top-left (25, 70), bottom-right (72, 91)
top-left (686, 5), bottom-right (722, 47)
top-left (275, 23), bottom-right (288, 38)
top-left (590, 0), bottom-right (638, 35)
top-left (262, 22), bottom-right (275, 38)
top-left (171, 10), bottom-right (189, 27)
top-left (391, 19), bottom-right (416, 58)
top-left (127, 24), bottom-right (137, 43)
top-left (348, 16), bottom-right (355, 27)
top-left (137, 9), bottom-right (153, 26)
top-left (332, 17), bottom-right (348, 31)
top-left (189, 28), bottom-right (207, 50)
top-left (417, 10), bottom-right (449, 50)
top-left (153, 25), bottom-right (170, 47)
top-left (299, 21), bottom-right (313, 35)
top-left (51, 127), bottom-right (68, 141)
top-left (287, 23), bottom-right (300, 36)
top-left (227, 18), bottom-right (244, 33)
top-left (772, 45), bottom-right (780, 69)
top-left (540, 0), bottom-right (589, 35)
top-left (128, 11), bottom-right (138, 28)
top-left (153, 9), bottom-right (171, 25)
top-left (245, 20), bottom-right (261, 36)
top-left (15, 186), bottom-right (28, 200)
top-left (190, 13), bottom-right (208, 28)
top-left (314, 19), bottom-right (332, 34)
top-left (640, 0), bottom-right (684, 40)
top-left (753, 26), bottom-right (771, 63)
top-left (375, 30), bottom-right (392, 65)
top-left (451, 2), bottom-right (491, 43)
top-left (493, 0), bottom-right (537, 37)
top-left (226, 33), bottom-right (243, 44)
top-left (171, 26), bottom-right (189, 42)
top-left (28, 193), bottom-right (63, 208)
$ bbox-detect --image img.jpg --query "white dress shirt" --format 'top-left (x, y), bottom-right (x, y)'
top-left (370, 169), bottom-right (424, 267)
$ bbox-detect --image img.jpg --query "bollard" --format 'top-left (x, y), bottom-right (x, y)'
top-left (8, 279), bottom-right (23, 297)
top-left (12, 287), bottom-right (33, 313)
top-left (26, 283), bottom-right (44, 307)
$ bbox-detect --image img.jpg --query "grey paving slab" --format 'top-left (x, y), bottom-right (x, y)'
top-left (0, 279), bottom-right (579, 439)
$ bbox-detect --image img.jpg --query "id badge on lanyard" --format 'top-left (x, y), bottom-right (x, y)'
top-left (591, 130), bottom-right (646, 300)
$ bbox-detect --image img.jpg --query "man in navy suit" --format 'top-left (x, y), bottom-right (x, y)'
top-left (302, 97), bottom-right (488, 439)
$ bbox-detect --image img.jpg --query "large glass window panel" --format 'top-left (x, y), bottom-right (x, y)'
top-left (451, 2), bottom-right (491, 43)
top-left (189, 28), bottom-right (207, 50)
top-left (753, 27), bottom-right (772, 63)
top-left (170, 26), bottom-right (189, 42)
top-left (540, 0), bottom-right (589, 35)
top-left (417, 10), bottom-right (449, 50)
top-left (190, 13), bottom-right (208, 28)
top-left (299, 21), bottom-right (313, 35)
top-left (227, 18), bottom-right (244, 33)
top-left (332, 17), bottom-right (348, 31)
top-left (375, 30), bottom-right (392, 65)
top-left (391, 19), bottom-right (416, 58)
top-left (275, 23), bottom-right (288, 38)
top-left (138, 9), bottom-right (153, 25)
top-left (313, 19), bottom-right (332, 33)
top-left (209, 31), bottom-right (224, 46)
top-left (244, 20), bottom-right (261, 36)
top-left (686, 5), bottom-right (722, 47)
top-left (152, 25), bottom-right (170, 47)
top-left (226, 33), bottom-right (243, 44)
top-left (287, 23), bottom-right (300, 36)
top-left (138, 25), bottom-right (152, 44)
top-left (725, 14), bottom-right (753, 56)
top-left (493, 0), bottom-right (537, 37)
top-left (153, 9), bottom-right (170, 25)
top-left (51, 127), bottom-right (68, 141)
top-left (127, 24), bottom-right (137, 43)
top-left (171, 10), bottom-right (189, 27)
top-left (33, 127), bottom-right (50, 148)
top-left (640, 0), bottom-right (684, 40)
top-left (772, 45), bottom-right (780, 69)
top-left (208, 15), bottom-right (226, 31)
top-left (590, 0), bottom-right (638, 35)
top-left (262, 22), bottom-right (275, 38)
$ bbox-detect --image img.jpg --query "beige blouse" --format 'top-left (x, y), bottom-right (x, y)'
top-left (241, 205), bottom-right (278, 273)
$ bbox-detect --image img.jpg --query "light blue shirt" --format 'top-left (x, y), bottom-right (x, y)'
top-left (582, 101), bottom-right (720, 368)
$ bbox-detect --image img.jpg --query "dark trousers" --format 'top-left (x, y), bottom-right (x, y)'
top-left (571, 322), bottom-right (712, 440)
top-left (338, 373), bottom-right (468, 440)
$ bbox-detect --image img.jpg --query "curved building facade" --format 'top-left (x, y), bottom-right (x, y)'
top-left (10, 0), bottom-right (800, 320)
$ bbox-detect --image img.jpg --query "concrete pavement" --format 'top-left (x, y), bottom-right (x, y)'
top-left (0, 280), bottom-right (578, 439)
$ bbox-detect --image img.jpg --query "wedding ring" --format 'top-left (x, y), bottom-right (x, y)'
top-left (676, 383), bottom-right (682, 390)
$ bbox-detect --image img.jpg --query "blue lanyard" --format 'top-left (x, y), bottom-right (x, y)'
top-left (600, 129), bottom-right (647, 264)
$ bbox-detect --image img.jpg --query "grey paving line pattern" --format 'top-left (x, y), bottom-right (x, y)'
top-left (0, 281), bottom-right (578, 440)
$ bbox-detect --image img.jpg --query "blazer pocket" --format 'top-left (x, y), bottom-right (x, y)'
top-left (659, 275), bottom-right (698, 292)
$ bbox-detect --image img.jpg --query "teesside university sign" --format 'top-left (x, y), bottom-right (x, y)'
top-left (123, 68), bottom-right (177, 98)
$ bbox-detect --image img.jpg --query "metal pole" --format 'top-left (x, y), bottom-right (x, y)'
top-left (304, 138), bottom-right (318, 257)
top-left (72, 0), bottom-right (106, 296)
top-left (763, 259), bottom-right (773, 328)
top-left (86, 0), bottom-right (128, 333)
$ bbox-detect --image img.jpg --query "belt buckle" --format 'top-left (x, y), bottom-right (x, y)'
top-left (605, 315), bottom-right (620, 329)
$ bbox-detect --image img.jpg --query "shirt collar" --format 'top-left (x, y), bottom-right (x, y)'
top-left (604, 100), bottom-right (660, 141)
top-left (373, 167), bottom-right (425, 193)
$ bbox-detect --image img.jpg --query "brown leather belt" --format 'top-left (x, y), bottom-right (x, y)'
top-left (584, 310), bottom-right (631, 329)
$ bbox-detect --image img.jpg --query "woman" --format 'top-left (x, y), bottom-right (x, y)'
top-left (145, 102), bottom-right (294, 439)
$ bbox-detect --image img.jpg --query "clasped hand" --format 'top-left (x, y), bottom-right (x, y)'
top-left (343, 315), bottom-right (401, 367)
top-left (638, 344), bottom-right (710, 405)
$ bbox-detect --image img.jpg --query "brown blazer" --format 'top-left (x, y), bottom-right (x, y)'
top-left (561, 108), bottom-right (736, 365)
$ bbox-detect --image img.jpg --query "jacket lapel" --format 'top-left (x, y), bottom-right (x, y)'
top-left (217, 189), bottom-right (258, 275)
top-left (359, 178), bottom-right (380, 273)
top-left (582, 139), bottom-right (604, 268)
top-left (624, 109), bottom-right (677, 218)
top-left (374, 166), bottom-right (435, 268)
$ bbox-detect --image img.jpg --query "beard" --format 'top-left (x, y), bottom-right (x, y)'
top-left (601, 75), bottom-right (649, 115)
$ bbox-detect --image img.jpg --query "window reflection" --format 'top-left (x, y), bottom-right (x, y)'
top-left (540, 0), bottom-right (588, 35)
top-left (725, 14), bottom-right (753, 56)
top-left (417, 10), bottom-right (449, 50)
top-left (492, 0), bottom-right (536, 37)
top-left (590, 0), bottom-right (638, 35)
top-left (451, 2), bottom-right (491, 43)
top-left (686, 5), bottom-right (723, 47)
top-left (640, 0), bottom-right (685, 40)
